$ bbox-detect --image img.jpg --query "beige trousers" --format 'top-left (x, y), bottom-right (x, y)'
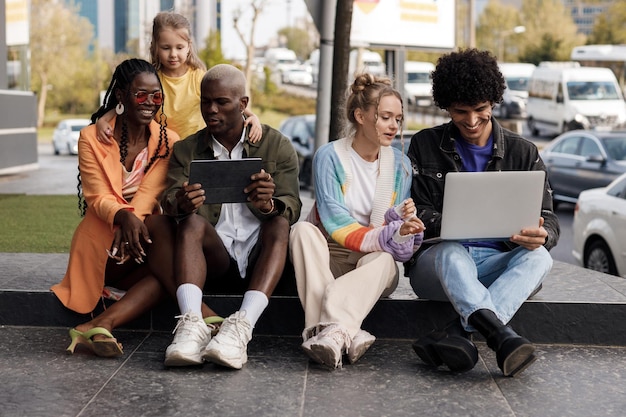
top-left (289, 222), bottom-right (399, 338)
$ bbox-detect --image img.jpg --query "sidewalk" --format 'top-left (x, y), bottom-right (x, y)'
top-left (2, 252), bottom-right (626, 416)
top-left (3, 325), bottom-right (626, 417)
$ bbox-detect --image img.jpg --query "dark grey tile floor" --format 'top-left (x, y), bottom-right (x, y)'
top-left (2, 325), bottom-right (626, 417)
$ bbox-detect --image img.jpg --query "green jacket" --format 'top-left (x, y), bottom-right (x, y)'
top-left (162, 125), bottom-right (301, 225)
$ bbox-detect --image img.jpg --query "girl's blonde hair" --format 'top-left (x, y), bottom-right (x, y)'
top-left (149, 11), bottom-right (206, 72)
top-left (345, 73), bottom-right (404, 138)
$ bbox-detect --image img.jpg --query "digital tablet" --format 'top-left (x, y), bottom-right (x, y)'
top-left (188, 158), bottom-right (263, 204)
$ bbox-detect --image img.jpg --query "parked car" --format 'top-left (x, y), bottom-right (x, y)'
top-left (493, 62), bottom-right (535, 120)
top-left (282, 67), bottom-right (313, 87)
top-left (279, 114), bottom-right (414, 189)
top-left (279, 114), bottom-right (316, 188)
top-left (539, 129), bottom-right (626, 207)
top-left (52, 118), bottom-right (90, 155)
top-left (572, 172), bottom-right (626, 277)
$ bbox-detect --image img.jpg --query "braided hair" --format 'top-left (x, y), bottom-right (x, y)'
top-left (77, 58), bottom-right (172, 216)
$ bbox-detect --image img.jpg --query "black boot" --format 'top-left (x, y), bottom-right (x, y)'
top-left (412, 319), bottom-right (478, 373)
top-left (468, 309), bottom-right (536, 377)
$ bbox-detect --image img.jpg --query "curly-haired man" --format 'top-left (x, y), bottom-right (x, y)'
top-left (405, 49), bottom-right (560, 377)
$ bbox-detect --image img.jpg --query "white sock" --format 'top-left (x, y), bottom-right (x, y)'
top-left (176, 283), bottom-right (203, 317)
top-left (240, 290), bottom-right (269, 328)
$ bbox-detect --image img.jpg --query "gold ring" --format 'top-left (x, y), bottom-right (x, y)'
top-left (124, 242), bottom-right (129, 245)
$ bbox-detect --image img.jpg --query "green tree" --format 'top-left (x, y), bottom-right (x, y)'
top-left (199, 30), bottom-right (229, 69)
top-left (519, 33), bottom-right (563, 65)
top-left (30, 0), bottom-right (97, 126)
top-left (232, 0), bottom-right (268, 95)
top-left (277, 26), bottom-right (315, 61)
top-left (475, 0), bottom-right (520, 61)
top-left (588, 2), bottom-right (626, 45)
top-left (518, 0), bottom-right (585, 62)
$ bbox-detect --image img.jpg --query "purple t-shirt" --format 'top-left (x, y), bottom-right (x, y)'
top-left (455, 135), bottom-right (492, 172)
top-left (455, 134), bottom-right (506, 250)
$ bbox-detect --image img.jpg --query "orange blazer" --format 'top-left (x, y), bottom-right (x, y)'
top-left (51, 117), bottom-right (179, 314)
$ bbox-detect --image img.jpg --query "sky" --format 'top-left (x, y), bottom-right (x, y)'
top-left (219, 0), bottom-right (311, 60)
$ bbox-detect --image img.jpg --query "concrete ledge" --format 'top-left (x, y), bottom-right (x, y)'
top-left (2, 290), bottom-right (626, 345)
top-left (2, 254), bottom-right (626, 345)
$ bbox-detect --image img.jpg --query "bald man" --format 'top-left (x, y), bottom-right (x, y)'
top-left (147, 64), bottom-right (301, 369)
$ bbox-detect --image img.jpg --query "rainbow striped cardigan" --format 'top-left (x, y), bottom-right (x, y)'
top-left (308, 137), bottom-right (421, 261)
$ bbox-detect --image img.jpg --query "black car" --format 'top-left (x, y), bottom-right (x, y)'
top-left (540, 129), bottom-right (626, 207)
top-left (279, 114), bottom-right (316, 188)
top-left (279, 114), bottom-right (413, 189)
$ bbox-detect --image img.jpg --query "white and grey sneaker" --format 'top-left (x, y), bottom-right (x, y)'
top-left (301, 325), bottom-right (322, 364)
top-left (347, 329), bottom-right (376, 364)
top-left (309, 323), bottom-right (351, 369)
top-left (164, 312), bottom-right (213, 367)
top-left (202, 311), bottom-right (252, 369)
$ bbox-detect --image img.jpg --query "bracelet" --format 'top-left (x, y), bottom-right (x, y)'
top-left (260, 198), bottom-right (275, 214)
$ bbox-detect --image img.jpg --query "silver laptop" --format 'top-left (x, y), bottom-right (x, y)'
top-left (424, 171), bottom-right (546, 243)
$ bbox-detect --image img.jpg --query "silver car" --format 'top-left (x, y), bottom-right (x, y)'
top-left (572, 172), bottom-right (626, 277)
top-left (540, 129), bottom-right (626, 207)
top-left (52, 118), bottom-right (90, 155)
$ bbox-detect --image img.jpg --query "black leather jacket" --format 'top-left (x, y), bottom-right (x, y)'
top-left (406, 118), bottom-right (560, 260)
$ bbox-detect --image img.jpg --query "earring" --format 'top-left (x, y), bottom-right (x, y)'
top-left (115, 103), bottom-right (124, 115)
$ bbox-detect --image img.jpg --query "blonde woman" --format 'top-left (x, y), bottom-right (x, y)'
top-left (290, 74), bottom-right (424, 369)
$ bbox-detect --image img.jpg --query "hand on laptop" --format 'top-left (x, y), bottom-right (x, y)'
top-left (510, 217), bottom-right (548, 250)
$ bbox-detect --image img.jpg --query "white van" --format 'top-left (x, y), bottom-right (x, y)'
top-left (526, 62), bottom-right (626, 136)
top-left (264, 48), bottom-right (299, 75)
top-left (404, 61), bottom-right (435, 108)
top-left (349, 49), bottom-right (386, 79)
top-left (495, 62), bottom-right (536, 119)
top-left (307, 49), bottom-right (320, 86)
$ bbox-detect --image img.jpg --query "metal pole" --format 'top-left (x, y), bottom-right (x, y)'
top-left (313, 0), bottom-right (336, 167)
top-left (0, 0), bottom-right (7, 89)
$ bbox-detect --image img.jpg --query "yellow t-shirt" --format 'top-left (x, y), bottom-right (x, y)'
top-left (157, 67), bottom-right (205, 140)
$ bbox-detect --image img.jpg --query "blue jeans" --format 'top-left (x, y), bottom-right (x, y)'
top-left (408, 242), bottom-right (553, 331)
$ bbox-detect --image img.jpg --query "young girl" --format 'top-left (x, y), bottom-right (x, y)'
top-left (97, 11), bottom-right (262, 142)
top-left (289, 74), bottom-right (425, 369)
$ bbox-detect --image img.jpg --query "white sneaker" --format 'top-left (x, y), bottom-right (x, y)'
top-left (301, 325), bottom-right (322, 364)
top-left (309, 323), bottom-right (351, 369)
top-left (164, 312), bottom-right (213, 367)
top-left (347, 329), bottom-right (376, 364)
top-left (202, 311), bottom-right (252, 369)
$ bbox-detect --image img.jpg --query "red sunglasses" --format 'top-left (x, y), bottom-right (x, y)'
top-left (133, 91), bottom-right (164, 105)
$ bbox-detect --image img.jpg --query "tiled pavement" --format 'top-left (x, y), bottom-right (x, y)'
top-left (2, 251), bottom-right (626, 417)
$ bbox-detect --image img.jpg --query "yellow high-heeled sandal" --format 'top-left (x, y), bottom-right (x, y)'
top-left (66, 327), bottom-right (123, 357)
top-left (204, 316), bottom-right (224, 336)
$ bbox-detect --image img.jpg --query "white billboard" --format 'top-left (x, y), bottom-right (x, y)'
top-left (351, 0), bottom-right (455, 49)
top-left (5, 0), bottom-right (29, 46)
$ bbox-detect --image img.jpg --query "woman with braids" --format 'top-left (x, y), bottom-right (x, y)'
top-left (51, 58), bottom-right (179, 357)
top-left (289, 73), bottom-right (425, 369)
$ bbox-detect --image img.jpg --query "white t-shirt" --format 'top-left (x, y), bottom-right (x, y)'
top-left (345, 147), bottom-right (378, 226)
top-left (212, 133), bottom-right (261, 278)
